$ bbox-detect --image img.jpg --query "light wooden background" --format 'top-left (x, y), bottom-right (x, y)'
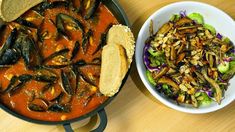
top-left (1, 0), bottom-right (235, 132)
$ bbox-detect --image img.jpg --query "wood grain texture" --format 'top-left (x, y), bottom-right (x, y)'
top-left (1, 0), bottom-right (235, 131)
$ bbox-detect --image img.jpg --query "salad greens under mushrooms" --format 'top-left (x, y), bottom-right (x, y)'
top-left (144, 12), bottom-right (235, 107)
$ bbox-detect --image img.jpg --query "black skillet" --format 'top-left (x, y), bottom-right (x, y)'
top-left (0, 0), bottom-right (130, 131)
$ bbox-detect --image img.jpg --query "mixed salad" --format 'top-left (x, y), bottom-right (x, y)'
top-left (144, 11), bottom-right (235, 107)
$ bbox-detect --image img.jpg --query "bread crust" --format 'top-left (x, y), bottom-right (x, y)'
top-left (0, 0), bottom-right (43, 22)
top-left (107, 25), bottom-right (135, 66)
top-left (99, 25), bottom-right (135, 97)
top-left (99, 44), bottom-right (128, 97)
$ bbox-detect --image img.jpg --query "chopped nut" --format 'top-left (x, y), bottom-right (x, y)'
top-left (187, 88), bottom-right (195, 95)
top-left (221, 45), bottom-right (228, 52)
top-left (162, 43), bottom-right (167, 48)
top-left (163, 37), bottom-right (168, 44)
top-left (179, 84), bottom-right (188, 91)
top-left (185, 68), bottom-right (190, 74)
top-left (177, 94), bottom-right (185, 103)
top-left (205, 30), bottom-right (213, 39)
top-left (190, 59), bottom-right (198, 66)
top-left (173, 41), bottom-right (181, 47)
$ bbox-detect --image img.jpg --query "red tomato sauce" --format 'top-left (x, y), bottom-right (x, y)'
top-left (0, 1), bottom-right (118, 121)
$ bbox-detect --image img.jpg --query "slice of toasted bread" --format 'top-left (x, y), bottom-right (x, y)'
top-left (107, 25), bottom-right (135, 66)
top-left (0, 0), bottom-right (43, 22)
top-left (99, 44), bottom-right (128, 97)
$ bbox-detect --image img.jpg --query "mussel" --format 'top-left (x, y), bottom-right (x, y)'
top-left (92, 24), bottom-right (113, 55)
top-left (73, 59), bottom-right (87, 67)
top-left (48, 103), bottom-right (71, 113)
top-left (0, 49), bottom-right (21, 65)
top-left (52, 92), bottom-right (72, 105)
top-left (71, 41), bottom-right (80, 60)
top-left (83, 0), bottom-right (101, 20)
top-left (56, 13), bottom-right (84, 39)
top-left (41, 83), bottom-right (54, 93)
top-left (3, 76), bottom-right (19, 93)
top-left (18, 74), bottom-right (33, 82)
top-left (28, 104), bottom-right (45, 112)
top-left (34, 75), bottom-right (57, 83)
top-left (61, 70), bottom-right (74, 95)
top-left (15, 17), bottom-right (37, 28)
top-left (16, 33), bottom-right (42, 69)
top-left (28, 99), bottom-right (48, 112)
top-left (83, 94), bottom-right (95, 107)
top-left (82, 29), bottom-right (93, 54)
top-left (92, 34), bottom-right (105, 55)
top-left (78, 70), bottom-right (97, 87)
top-left (70, 0), bottom-right (83, 14)
top-left (2, 74), bottom-right (32, 96)
top-left (0, 28), bottom-right (17, 58)
top-left (33, 1), bottom-right (70, 15)
top-left (91, 58), bottom-right (101, 65)
top-left (43, 48), bottom-right (70, 63)
top-left (43, 65), bottom-right (69, 69)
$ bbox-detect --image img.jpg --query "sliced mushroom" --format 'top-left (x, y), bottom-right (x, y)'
top-left (158, 77), bottom-right (179, 91)
top-left (152, 67), bottom-right (169, 79)
top-left (175, 17), bottom-right (193, 27)
top-left (202, 68), bottom-right (222, 104)
top-left (157, 22), bottom-right (173, 36)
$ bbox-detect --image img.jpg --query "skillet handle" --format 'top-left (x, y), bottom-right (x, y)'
top-left (63, 109), bottom-right (107, 132)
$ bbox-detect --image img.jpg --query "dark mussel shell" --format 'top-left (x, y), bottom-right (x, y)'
top-left (9, 74), bottom-right (33, 96)
top-left (28, 99), bottom-right (48, 112)
top-left (71, 41), bottom-right (80, 60)
top-left (73, 59), bottom-right (87, 67)
top-left (83, 94), bottom-right (95, 107)
top-left (17, 33), bottom-right (42, 68)
top-left (56, 13), bottom-right (84, 39)
top-left (8, 82), bottom-right (25, 96)
top-left (70, 0), bottom-right (83, 14)
top-left (0, 28), bottom-right (17, 58)
top-left (61, 70), bottom-right (74, 95)
top-left (83, 0), bottom-right (101, 20)
top-left (92, 23), bottom-right (113, 55)
top-left (0, 49), bottom-right (21, 65)
top-left (52, 92), bottom-right (72, 105)
top-left (0, 29), bottom-right (21, 66)
top-left (82, 29), bottom-right (93, 54)
top-left (3, 74), bottom-right (33, 96)
top-left (43, 48), bottom-right (70, 63)
top-left (41, 83), bottom-right (54, 93)
top-left (2, 76), bottom-right (18, 93)
top-left (43, 65), bottom-right (69, 69)
top-left (15, 18), bottom-right (37, 29)
top-left (28, 103), bottom-right (46, 112)
top-left (34, 75), bottom-right (57, 83)
top-left (18, 74), bottom-right (33, 82)
top-left (92, 33), bottom-right (106, 55)
top-left (48, 103), bottom-right (71, 113)
top-left (91, 57), bottom-right (101, 65)
top-left (78, 70), bottom-right (97, 87)
top-left (33, 1), bottom-right (70, 15)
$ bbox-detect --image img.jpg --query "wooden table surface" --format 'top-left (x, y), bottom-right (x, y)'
top-left (1, 0), bottom-right (235, 132)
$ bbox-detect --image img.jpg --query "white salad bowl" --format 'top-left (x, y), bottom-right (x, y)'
top-left (135, 1), bottom-right (235, 114)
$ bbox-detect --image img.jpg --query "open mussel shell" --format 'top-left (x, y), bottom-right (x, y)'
top-left (83, 0), bottom-right (101, 20)
top-left (28, 98), bottom-right (48, 112)
top-left (48, 103), bottom-right (71, 113)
